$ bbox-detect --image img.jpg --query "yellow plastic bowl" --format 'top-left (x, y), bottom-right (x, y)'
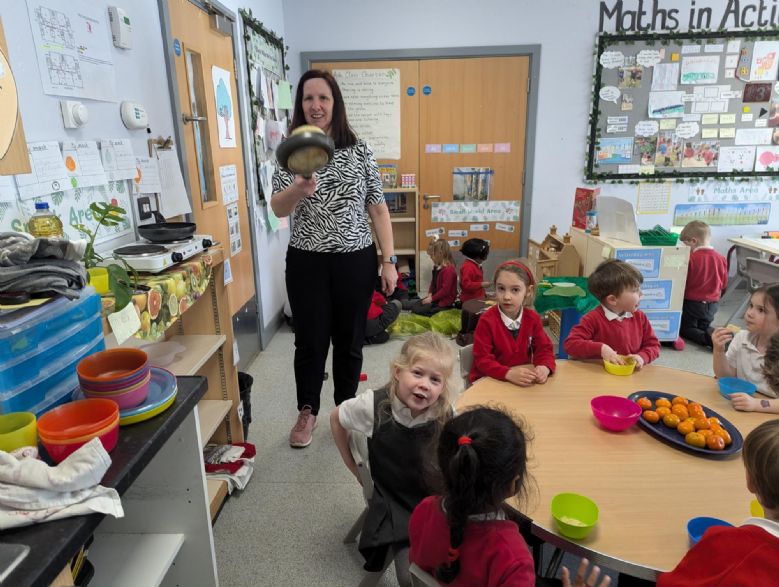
top-left (603, 356), bottom-right (636, 376)
top-left (0, 412), bottom-right (37, 452)
top-left (751, 499), bottom-right (765, 518)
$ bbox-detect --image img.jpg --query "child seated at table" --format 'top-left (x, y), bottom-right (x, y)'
top-left (456, 238), bottom-right (491, 347)
top-left (678, 220), bottom-right (728, 349)
top-left (409, 406), bottom-right (611, 587)
top-left (657, 419), bottom-right (779, 586)
top-left (411, 238), bottom-right (457, 317)
top-left (470, 260), bottom-right (555, 386)
top-left (563, 259), bottom-right (659, 369)
top-left (714, 283), bottom-right (779, 411)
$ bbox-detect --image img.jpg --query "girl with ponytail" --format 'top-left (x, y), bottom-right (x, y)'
top-left (409, 407), bottom-right (610, 587)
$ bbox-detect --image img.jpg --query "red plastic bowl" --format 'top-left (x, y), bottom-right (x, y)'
top-left (37, 398), bottom-right (119, 440)
top-left (77, 348), bottom-right (148, 383)
top-left (591, 395), bottom-right (642, 431)
top-left (40, 419), bottom-right (118, 463)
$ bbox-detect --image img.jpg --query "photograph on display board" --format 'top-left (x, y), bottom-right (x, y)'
top-left (654, 130), bottom-right (682, 167)
top-left (618, 66), bottom-right (643, 89)
top-left (597, 138), bottom-right (633, 165)
top-left (681, 140), bottom-right (720, 168)
top-left (452, 167), bottom-right (492, 201)
top-left (768, 100), bottom-right (779, 127)
top-left (634, 134), bottom-right (657, 165)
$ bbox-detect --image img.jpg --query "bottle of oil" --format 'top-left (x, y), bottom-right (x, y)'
top-left (27, 202), bottom-right (65, 238)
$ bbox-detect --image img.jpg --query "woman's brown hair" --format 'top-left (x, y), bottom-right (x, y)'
top-left (290, 69), bottom-right (357, 149)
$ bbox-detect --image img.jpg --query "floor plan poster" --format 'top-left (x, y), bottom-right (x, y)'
top-left (27, 0), bottom-right (116, 102)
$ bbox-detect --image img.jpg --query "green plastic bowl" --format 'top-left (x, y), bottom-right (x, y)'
top-left (0, 412), bottom-right (37, 452)
top-left (551, 492), bottom-right (599, 539)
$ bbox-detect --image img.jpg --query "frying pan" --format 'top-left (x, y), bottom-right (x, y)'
top-left (138, 211), bottom-right (196, 243)
top-left (275, 125), bottom-right (335, 177)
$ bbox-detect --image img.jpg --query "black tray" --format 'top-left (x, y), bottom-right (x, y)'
top-left (627, 391), bottom-right (743, 459)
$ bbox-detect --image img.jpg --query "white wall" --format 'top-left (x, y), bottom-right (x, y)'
top-left (280, 0), bottom-right (778, 254)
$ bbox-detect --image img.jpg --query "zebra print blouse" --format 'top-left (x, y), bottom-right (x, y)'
top-left (272, 140), bottom-right (384, 253)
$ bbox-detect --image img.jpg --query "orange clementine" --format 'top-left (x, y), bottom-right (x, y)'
top-left (699, 429), bottom-right (714, 439)
top-left (685, 431), bottom-right (706, 448)
top-left (694, 417), bottom-right (711, 431)
top-left (671, 404), bottom-right (690, 420)
top-left (677, 420), bottom-right (695, 436)
top-left (672, 396), bottom-right (689, 406)
top-left (713, 428), bottom-right (732, 446)
top-left (689, 403), bottom-right (705, 419)
top-left (656, 406), bottom-right (671, 419)
top-left (708, 417), bottom-right (721, 426)
top-left (642, 410), bottom-right (660, 424)
top-left (636, 397), bottom-right (653, 411)
top-left (663, 413), bottom-right (681, 428)
top-left (656, 398), bottom-right (672, 408)
top-left (706, 435), bottom-right (726, 451)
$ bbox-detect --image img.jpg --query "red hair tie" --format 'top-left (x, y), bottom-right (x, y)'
top-left (494, 260), bottom-right (536, 287)
top-left (447, 547), bottom-right (461, 563)
top-left (457, 435), bottom-right (472, 446)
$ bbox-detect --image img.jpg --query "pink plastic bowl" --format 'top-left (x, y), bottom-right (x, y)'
top-left (591, 395), bottom-right (642, 431)
top-left (83, 378), bottom-right (149, 409)
top-left (40, 419), bottom-right (119, 463)
top-left (79, 367), bottom-right (150, 392)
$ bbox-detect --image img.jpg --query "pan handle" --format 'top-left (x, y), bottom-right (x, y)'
top-left (150, 210), bottom-right (167, 224)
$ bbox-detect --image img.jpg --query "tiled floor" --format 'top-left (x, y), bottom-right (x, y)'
top-left (213, 297), bottom-right (745, 586)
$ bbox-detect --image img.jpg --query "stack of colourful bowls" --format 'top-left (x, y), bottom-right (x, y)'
top-left (37, 398), bottom-right (119, 462)
top-left (0, 412), bottom-right (37, 452)
top-left (77, 348), bottom-right (150, 410)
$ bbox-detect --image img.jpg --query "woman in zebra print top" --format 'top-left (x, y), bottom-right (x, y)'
top-left (272, 69), bottom-right (398, 449)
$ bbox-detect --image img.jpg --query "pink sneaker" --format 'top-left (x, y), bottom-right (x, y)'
top-left (673, 337), bottom-right (685, 351)
top-left (289, 406), bottom-right (317, 448)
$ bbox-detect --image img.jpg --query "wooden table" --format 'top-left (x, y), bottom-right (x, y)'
top-left (457, 360), bottom-right (775, 580)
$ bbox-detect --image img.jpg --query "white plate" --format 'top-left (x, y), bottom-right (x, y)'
top-left (553, 282), bottom-right (576, 287)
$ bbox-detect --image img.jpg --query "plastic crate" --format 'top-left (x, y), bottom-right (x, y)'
top-left (639, 225), bottom-right (679, 246)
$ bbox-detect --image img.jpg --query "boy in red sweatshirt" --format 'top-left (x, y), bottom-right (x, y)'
top-left (678, 220), bottom-right (727, 348)
top-left (564, 259), bottom-right (659, 369)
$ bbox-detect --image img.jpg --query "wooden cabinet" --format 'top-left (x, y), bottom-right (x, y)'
top-left (371, 188), bottom-right (419, 293)
top-left (107, 247), bottom-right (243, 520)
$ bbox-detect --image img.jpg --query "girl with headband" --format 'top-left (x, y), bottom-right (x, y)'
top-left (469, 260), bottom-right (555, 386)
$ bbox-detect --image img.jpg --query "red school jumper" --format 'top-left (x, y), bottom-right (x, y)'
top-left (409, 496), bottom-right (536, 587)
top-left (459, 259), bottom-right (485, 303)
top-left (470, 305), bottom-right (556, 383)
top-left (429, 264), bottom-right (458, 308)
top-left (563, 306), bottom-right (660, 365)
top-left (684, 247), bottom-right (728, 302)
top-left (657, 524), bottom-right (779, 587)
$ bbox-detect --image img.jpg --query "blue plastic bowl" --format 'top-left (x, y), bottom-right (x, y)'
top-left (687, 517), bottom-right (733, 547)
top-left (718, 377), bottom-right (757, 399)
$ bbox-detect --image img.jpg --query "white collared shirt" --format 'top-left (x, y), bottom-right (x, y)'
top-left (726, 330), bottom-right (774, 397)
top-left (338, 388), bottom-right (444, 438)
top-left (602, 305), bottom-right (633, 322)
top-left (743, 516), bottom-right (779, 539)
top-left (498, 306), bottom-right (523, 331)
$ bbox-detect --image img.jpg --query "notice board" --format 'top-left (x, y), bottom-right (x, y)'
top-left (587, 30), bottom-right (779, 181)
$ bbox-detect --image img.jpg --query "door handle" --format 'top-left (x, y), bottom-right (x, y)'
top-left (423, 194), bottom-right (440, 209)
top-left (182, 114), bottom-right (206, 124)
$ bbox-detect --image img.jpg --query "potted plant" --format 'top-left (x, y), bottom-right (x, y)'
top-left (72, 202), bottom-right (138, 311)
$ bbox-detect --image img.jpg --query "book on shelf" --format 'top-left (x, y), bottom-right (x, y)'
top-left (378, 164), bottom-right (398, 189)
top-left (384, 191), bottom-right (407, 214)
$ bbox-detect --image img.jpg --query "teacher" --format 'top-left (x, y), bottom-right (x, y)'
top-left (272, 69), bottom-right (398, 449)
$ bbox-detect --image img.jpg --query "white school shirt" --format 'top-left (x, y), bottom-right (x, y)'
top-left (743, 517), bottom-right (779, 538)
top-left (498, 306), bottom-right (523, 331)
top-left (602, 305), bottom-right (633, 322)
top-left (725, 330), bottom-right (774, 398)
top-left (338, 388), bottom-right (441, 437)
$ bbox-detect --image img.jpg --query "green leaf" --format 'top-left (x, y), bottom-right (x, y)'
top-left (107, 264), bottom-right (133, 312)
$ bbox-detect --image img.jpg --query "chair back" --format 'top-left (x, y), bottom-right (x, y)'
top-left (409, 563), bottom-right (440, 586)
top-left (459, 344), bottom-right (474, 389)
top-left (348, 430), bottom-right (374, 502)
top-left (745, 257), bottom-right (779, 291)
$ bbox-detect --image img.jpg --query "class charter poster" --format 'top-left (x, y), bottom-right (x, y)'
top-left (27, 0), bottom-right (117, 102)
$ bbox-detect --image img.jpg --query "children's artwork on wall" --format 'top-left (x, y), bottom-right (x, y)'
top-left (754, 146), bottom-right (779, 172)
top-left (674, 202), bottom-right (771, 226)
top-left (212, 66), bottom-right (236, 149)
top-left (680, 55), bottom-right (720, 85)
top-left (452, 167), bottom-right (492, 201)
top-left (648, 91), bottom-right (685, 118)
top-left (717, 146), bottom-right (756, 172)
top-left (749, 41), bottom-right (779, 81)
top-left (597, 138), bottom-right (633, 164)
top-left (743, 82), bottom-right (772, 103)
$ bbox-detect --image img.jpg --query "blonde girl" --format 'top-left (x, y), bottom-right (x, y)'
top-left (412, 238), bottom-right (457, 316)
top-left (470, 260), bottom-right (555, 386)
top-left (713, 284), bottom-right (779, 407)
top-left (331, 332), bottom-right (459, 586)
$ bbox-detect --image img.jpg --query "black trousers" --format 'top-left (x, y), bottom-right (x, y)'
top-left (286, 245), bottom-right (377, 415)
top-left (364, 301), bottom-right (401, 340)
top-left (680, 299), bottom-right (718, 347)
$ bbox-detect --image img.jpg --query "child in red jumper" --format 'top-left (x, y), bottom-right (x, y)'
top-left (411, 239), bottom-right (457, 317)
top-left (456, 238), bottom-right (491, 346)
top-left (364, 291), bottom-right (401, 345)
top-left (470, 260), bottom-right (555, 385)
top-left (679, 220), bottom-right (728, 348)
top-left (564, 259), bottom-right (659, 369)
top-left (657, 418), bottom-right (779, 586)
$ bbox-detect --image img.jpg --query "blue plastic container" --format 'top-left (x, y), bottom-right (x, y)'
top-left (0, 333), bottom-right (105, 414)
top-left (28, 373), bottom-right (81, 417)
top-left (718, 377), bottom-right (758, 399)
top-left (687, 517), bottom-right (733, 547)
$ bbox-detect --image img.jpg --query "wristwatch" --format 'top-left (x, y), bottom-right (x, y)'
top-left (383, 255), bottom-right (398, 264)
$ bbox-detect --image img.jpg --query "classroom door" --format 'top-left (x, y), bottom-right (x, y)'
top-left (167, 0), bottom-right (256, 317)
top-left (418, 57), bottom-right (529, 290)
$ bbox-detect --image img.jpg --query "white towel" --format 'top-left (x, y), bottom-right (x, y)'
top-left (0, 439), bottom-right (123, 529)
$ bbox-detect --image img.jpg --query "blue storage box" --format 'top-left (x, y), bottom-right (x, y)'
top-left (28, 373), bottom-right (80, 417)
top-left (0, 314), bottom-right (103, 390)
top-left (0, 288), bottom-right (100, 360)
top-left (0, 332), bottom-right (105, 414)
